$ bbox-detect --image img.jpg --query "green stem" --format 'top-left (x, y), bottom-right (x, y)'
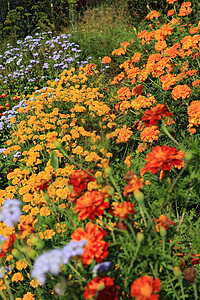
top-left (68, 262), bottom-right (87, 282)
top-left (0, 290), bottom-right (7, 300)
top-left (124, 243), bottom-right (141, 288)
top-left (192, 282), bottom-right (198, 300)
top-left (107, 172), bottom-right (124, 202)
top-left (161, 121), bottom-right (180, 147)
top-left (4, 279), bottom-right (14, 300)
top-left (178, 277), bottom-right (185, 300)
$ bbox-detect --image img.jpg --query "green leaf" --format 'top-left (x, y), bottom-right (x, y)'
top-left (50, 150), bottom-right (59, 171)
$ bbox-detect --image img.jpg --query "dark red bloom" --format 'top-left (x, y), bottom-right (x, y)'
top-left (84, 276), bottom-right (120, 300)
top-left (68, 170), bottom-right (95, 201)
top-left (142, 104), bottom-right (173, 127)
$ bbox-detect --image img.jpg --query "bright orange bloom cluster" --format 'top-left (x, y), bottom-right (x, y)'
top-left (178, 2), bottom-right (192, 17)
top-left (102, 56), bottom-right (111, 64)
top-left (111, 201), bottom-right (135, 219)
top-left (75, 191), bottom-right (109, 220)
top-left (84, 276), bottom-right (120, 300)
top-left (142, 104), bottom-right (173, 127)
top-left (146, 10), bottom-right (160, 20)
top-left (84, 64), bottom-right (97, 76)
top-left (144, 145), bottom-right (183, 174)
top-left (71, 223), bottom-right (109, 265)
top-left (153, 214), bottom-right (176, 232)
top-left (171, 84), bottom-right (191, 101)
top-left (140, 126), bottom-right (160, 143)
top-left (115, 125), bottom-right (133, 143)
top-left (131, 276), bottom-right (161, 300)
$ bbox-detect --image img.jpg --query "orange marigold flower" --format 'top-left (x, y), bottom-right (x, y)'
top-left (144, 145), bottom-right (182, 174)
top-left (123, 171), bottom-right (144, 197)
top-left (137, 143), bottom-right (148, 153)
top-left (153, 214), bottom-right (175, 232)
top-left (155, 40), bottom-right (167, 52)
top-left (160, 74), bottom-right (176, 90)
top-left (131, 53), bottom-right (142, 63)
top-left (131, 276), bottom-right (161, 300)
top-left (140, 126), bottom-right (160, 143)
top-left (146, 10), bottom-right (160, 20)
top-left (102, 56), bottom-right (111, 64)
top-left (75, 191), bottom-right (109, 221)
top-left (167, 9), bottom-right (175, 16)
top-left (84, 276), bottom-right (120, 300)
top-left (142, 104), bottom-right (173, 127)
top-left (111, 201), bottom-right (135, 219)
top-left (192, 79), bottom-right (200, 87)
top-left (166, 0), bottom-right (177, 3)
top-left (178, 2), bottom-right (192, 17)
top-left (171, 84), bottom-right (191, 100)
top-left (116, 125), bottom-right (133, 144)
top-left (117, 87), bottom-right (132, 100)
top-left (12, 272), bottom-right (24, 282)
top-left (187, 100), bottom-right (200, 133)
top-left (71, 223), bottom-right (109, 265)
top-left (22, 292), bottom-right (35, 300)
top-left (0, 234), bottom-right (16, 258)
top-left (84, 64), bottom-right (97, 76)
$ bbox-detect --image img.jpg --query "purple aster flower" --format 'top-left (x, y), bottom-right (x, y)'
top-left (62, 239), bottom-right (87, 264)
top-left (92, 261), bottom-right (112, 277)
top-left (0, 199), bottom-right (22, 227)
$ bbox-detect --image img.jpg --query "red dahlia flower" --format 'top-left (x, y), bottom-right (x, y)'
top-left (131, 276), bottom-right (161, 300)
top-left (75, 191), bottom-right (109, 221)
top-left (84, 276), bottom-right (120, 300)
top-left (144, 145), bottom-right (182, 174)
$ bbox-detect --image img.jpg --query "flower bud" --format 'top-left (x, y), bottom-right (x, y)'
top-left (136, 232), bottom-right (144, 243)
top-left (173, 266), bottom-right (182, 277)
top-left (134, 190), bottom-right (144, 202)
top-left (184, 151), bottom-right (193, 161)
top-left (159, 225), bottom-right (166, 237)
top-left (54, 140), bottom-right (62, 150)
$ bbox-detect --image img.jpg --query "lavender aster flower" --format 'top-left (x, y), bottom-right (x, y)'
top-left (0, 199), bottom-right (22, 227)
top-left (31, 249), bottom-right (63, 285)
top-left (92, 261), bottom-right (112, 277)
top-left (62, 239), bottom-right (87, 264)
top-left (0, 266), bottom-right (12, 279)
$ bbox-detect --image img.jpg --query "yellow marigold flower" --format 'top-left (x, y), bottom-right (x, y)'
top-left (124, 155), bottom-right (132, 167)
top-left (12, 272), bottom-right (24, 282)
top-left (40, 207), bottom-right (51, 217)
top-left (6, 255), bottom-right (13, 261)
top-left (140, 126), bottom-right (160, 143)
top-left (30, 279), bottom-right (40, 288)
top-left (22, 292), bottom-right (35, 300)
top-left (16, 259), bottom-right (28, 270)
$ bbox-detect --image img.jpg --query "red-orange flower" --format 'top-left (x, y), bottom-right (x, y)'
top-left (111, 201), bottom-right (135, 219)
top-left (153, 215), bottom-right (175, 232)
top-left (144, 145), bottom-right (182, 174)
top-left (71, 223), bottom-right (109, 265)
top-left (75, 191), bottom-right (109, 221)
top-left (123, 171), bottom-right (144, 197)
top-left (84, 64), bottom-right (97, 76)
top-left (142, 104), bottom-right (173, 127)
top-left (0, 234), bottom-right (16, 258)
top-left (131, 276), bottom-right (161, 300)
top-left (84, 276), bottom-right (120, 300)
